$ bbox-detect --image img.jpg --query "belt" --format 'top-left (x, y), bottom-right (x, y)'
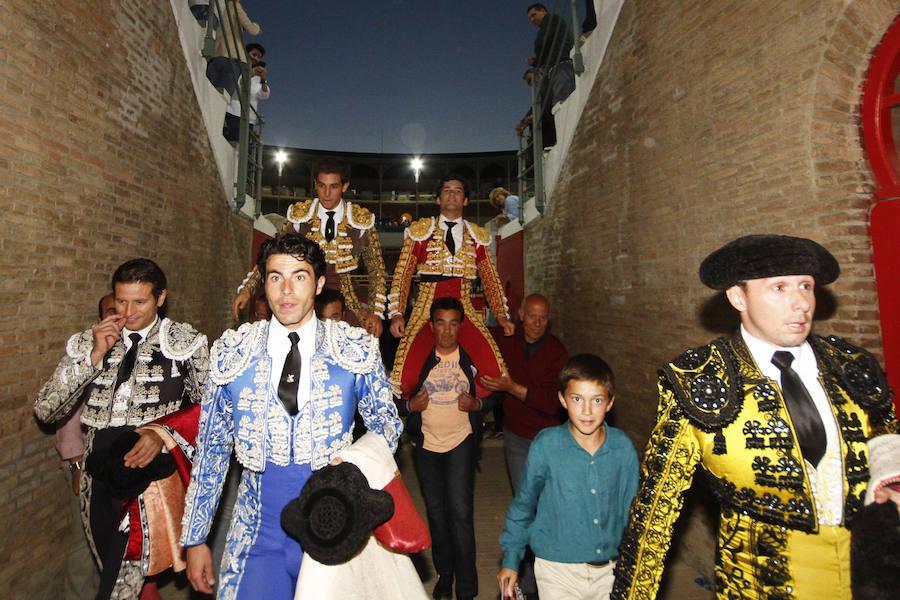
top-left (418, 274), bottom-right (457, 283)
top-left (586, 557), bottom-right (617, 567)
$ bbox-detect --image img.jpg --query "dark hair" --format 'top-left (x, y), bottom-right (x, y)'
top-left (97, 293), bottom-right (113, 320)
top-left (437, 174), bottom-right (470, 200)
top-left (527, 3), bottom-right (547, 13)
top-left (256, 233), bottom-right (326, 280)
top-left (315, 287), bottom-right (346, 312)
top-left (314, 157), bottom-right (351, 184)
top-left (245, 43), bottom-right (265, 57)
top-left (111, 258), bottom-right (168, 317)
top-left (429, 296), bottom-right (465, 322)
top-left (559, 353), bottom-right (615, 397)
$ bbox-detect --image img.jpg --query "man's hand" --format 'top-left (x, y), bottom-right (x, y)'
top-left (457, 392), bottom-right (481, 412)
top-left (408, 387), bottom-right (429, 412)
top-left (364, 312), bottom-right (383, 338)
top-left (390, 315), bottom-right (405, 338)
top-left (498, 316), bottom-right (515, 336)
top-left (232, 289), bottom-right (250, 322)
top-left (480, 371), bottom-right (527, 402)
top-left (90, 314), bottom-right (126, 367)
top-left (497, 568), bottom-right (519, 600)
top-left (186, 544), bottom-right (215, 594)
top-left (123, 428), bottom-right (165, 469)
top-left (874, 484), bottom-right (900, 516)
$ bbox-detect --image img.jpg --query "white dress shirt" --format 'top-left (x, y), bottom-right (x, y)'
top-left (266, 316), bottom-right (317, 413)
top-left (316, 200), bottom-right (344, 238)
top-left (740, 325), bottom-right (844, 525)
top-left (438, 215), bottom-right (463, 251)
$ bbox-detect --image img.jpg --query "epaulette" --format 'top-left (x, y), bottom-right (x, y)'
top-left (347, 202), bottom-right (375, 231)
top-left (159, 318), bottom-right (207, 361)
top-left (66, 329), bottom-right (94, 360)
top-left (325, 320), bottom-right (380, 374)
top-left (811, 334), bottom-right (893, 412)
top-left (209, 321), bottom-right (267, 385)
top-left (464, 220), bottom-right (492, 246)
top-left (406, 217), bottom-right (435, 242)
top-left (661, 337), bottom-right (743, 453)
top-left (286, 199), bottom-right (315, 224)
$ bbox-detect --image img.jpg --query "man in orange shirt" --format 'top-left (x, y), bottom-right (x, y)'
top-left (400, 297), bottom-right (490, 600)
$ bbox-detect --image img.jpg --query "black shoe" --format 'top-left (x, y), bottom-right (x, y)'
top-left (432, 575), bottom-right (452, 600)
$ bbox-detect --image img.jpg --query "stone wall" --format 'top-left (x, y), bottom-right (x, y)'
top-left (524, 0), bottom-right (898, 578)
top-left (0, 2), bottom-right (252, 596)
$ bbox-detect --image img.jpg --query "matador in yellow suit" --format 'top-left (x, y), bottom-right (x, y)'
top-left (612, 235), bottom-right (898, 600)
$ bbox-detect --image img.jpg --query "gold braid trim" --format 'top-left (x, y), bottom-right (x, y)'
top-left (361, 229), bottom-right (387, 316)
top-left (339, 272), bottom-right (364, 321)
top-left (475, 244), bottom-right (510, 319)
top-left (388, 235), bottom-right (418, 318)
top-left (236, 266), bottom-right (263, 296)
top-left (458, 279), bottom-right (506, 371)
top-left (613, 385), bottom-right (702, 600)
top-left (389, 281), bottom-right (437, 391)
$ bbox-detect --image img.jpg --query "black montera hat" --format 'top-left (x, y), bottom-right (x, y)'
top-left (85, 429), bottom-right (176, 500)
top-left (699, 234), bottom-right (840, 290)
top-left (280, 462), bottom-right (394, 565)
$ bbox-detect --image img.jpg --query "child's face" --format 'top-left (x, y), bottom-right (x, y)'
top-left (559, 379), bottom-right (614, 439)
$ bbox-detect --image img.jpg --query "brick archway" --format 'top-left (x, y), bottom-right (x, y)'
top-left (861, 11), bottom-right (900, 406)
top-left (808, 2), bottom-right (900, 408)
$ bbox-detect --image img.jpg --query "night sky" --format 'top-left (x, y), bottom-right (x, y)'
top-left (243, 0), bottom-right (554, 154)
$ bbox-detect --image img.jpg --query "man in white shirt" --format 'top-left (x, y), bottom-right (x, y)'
top-left (183, 234), bottom-right (401, 599)
top-left (35, 259), bottom-right (208, 599)
top-left (222, 43), bottom-right (269, 144)
top-left (612, 234), bottom-right (898, 600)
top-left (388, 174), bottom-right (515, 399)
top-left (232, 157), bottom-right (387, 336)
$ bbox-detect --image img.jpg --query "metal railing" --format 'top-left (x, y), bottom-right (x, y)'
top-left (517, 0), bottom-right (585, 217)
top-left (202, 0), bottom-right (264, 215)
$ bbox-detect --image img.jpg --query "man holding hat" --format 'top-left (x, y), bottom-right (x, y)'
top-left (181, 234), bottom-right (401, 599)
top-left (612, 235), bottom-right (898, 600)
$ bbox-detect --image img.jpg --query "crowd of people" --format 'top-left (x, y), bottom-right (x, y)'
top-left (33, 151), bottom-right (900, 600)
top-left (30, 2), bottom-right (900, 599)
top-left (187, 1), bottom-right (269, 147)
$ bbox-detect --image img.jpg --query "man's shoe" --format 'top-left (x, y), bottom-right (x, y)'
top-left (432, 575), bottom-right (452, 600)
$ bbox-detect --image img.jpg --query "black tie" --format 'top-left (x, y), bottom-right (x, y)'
top-left (445, 221), bottom-right (457, 255)
top-left (113, 333), bottom-right (142, 392)
top-left (771, 351), bottom-right (827, 468)
top-left (325, 211), bottom-right (336, 242)
top-left (278, 332), bottom-right (301, 415)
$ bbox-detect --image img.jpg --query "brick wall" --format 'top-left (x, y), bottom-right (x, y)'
top-left (0, 2), bottom-right (252, 596)
top-left (525, 0), bottom-right (898, 576)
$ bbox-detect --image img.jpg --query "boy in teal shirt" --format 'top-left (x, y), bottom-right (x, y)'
top-left (498, 354), bottom-right (639, 599)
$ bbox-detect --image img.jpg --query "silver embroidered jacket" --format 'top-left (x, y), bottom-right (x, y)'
top-left (34, 318), bottom-right (209, 428)
top-left (180, 318), bottom-right (402, 546)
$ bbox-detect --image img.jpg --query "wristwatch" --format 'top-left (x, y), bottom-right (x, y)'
top-left (68, 459), bottom-right (83, 472)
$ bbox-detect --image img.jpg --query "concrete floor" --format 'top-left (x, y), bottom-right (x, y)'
top-left (159, 435), bottom-right (715, 599)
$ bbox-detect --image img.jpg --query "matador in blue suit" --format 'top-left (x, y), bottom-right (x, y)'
top-left (181, 234), bottom-right (402, 599)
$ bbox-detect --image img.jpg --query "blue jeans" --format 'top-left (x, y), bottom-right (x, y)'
top-left (413, 434), bottom-right (479, 598)
top-left (549, 59), bottom-right (576, 104)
